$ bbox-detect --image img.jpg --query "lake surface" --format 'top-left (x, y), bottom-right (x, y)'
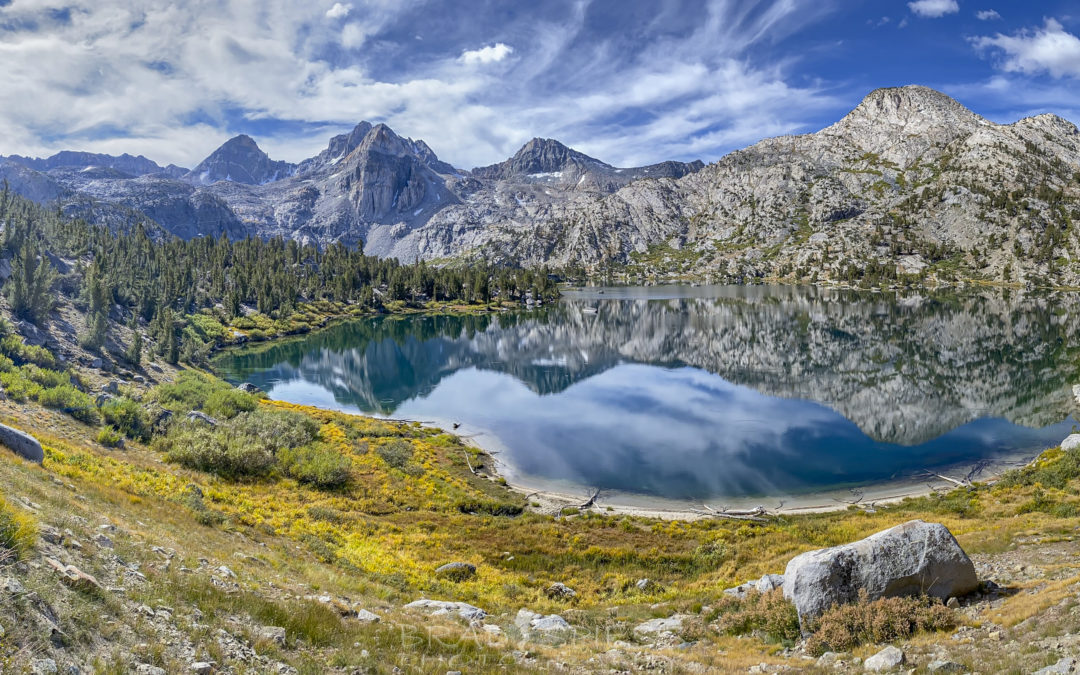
top-left (214, 285), bottom-right (1080, 502)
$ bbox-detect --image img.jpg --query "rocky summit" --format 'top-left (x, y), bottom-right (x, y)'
top-left (3, 85), bottom-right (1079, 286)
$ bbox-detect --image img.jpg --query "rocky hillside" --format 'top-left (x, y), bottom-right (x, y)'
top-left (434, 86), bottom-right (1080, 286)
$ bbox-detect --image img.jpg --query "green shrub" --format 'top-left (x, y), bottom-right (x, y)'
top-left (377, 439), bottom-right (420, 474)
top-left (0, 370), bottom-right (43, 402)
top-left (101, 397), bottom-right (150, 441)
top-left (710, 590), bottom-right (801, 646)
top-left (187, 313), bottom-right (228, 342)
top-left (39, 384), bottom-right (99, 424)
top-left (280, 442), bottom-right (352, 489)
top-left (157, 422), bottom-right (276, 478)
top-left (999, 446), bottom-right (1080, 491)
top-left (155, 408), bottom-right (318, 480)
top-left (0, 496), bottom-right (36, 560)
top-left (96, 426), bottom-right (124, 448)
top-left (155, 371), bottom-right (222, 413)
top-left (805, 590), bottom-right (955, 655)
top-left (0, 335), bottom-right (57, 368)
top-left (454, 499), bottom-right (525, 517)
top-left (203, 388), bottom-right (257, 420)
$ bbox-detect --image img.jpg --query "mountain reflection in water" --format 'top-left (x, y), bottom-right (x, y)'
top-left (213, 285), bottom-right (1080, 499)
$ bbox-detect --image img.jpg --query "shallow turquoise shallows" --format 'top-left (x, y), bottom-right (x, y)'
top-left (213, 285), bottom-right (1080, 501)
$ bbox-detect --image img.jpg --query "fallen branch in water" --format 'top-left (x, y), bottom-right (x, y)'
top-left (922, 470), bottom-right (971, 488)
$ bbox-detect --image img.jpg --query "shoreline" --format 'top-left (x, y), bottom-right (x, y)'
top-left (447, 416), bottom-right (1048, 521)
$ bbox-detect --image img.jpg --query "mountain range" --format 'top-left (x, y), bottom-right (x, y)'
top-left (3, 85), bottom-right (1080, 284)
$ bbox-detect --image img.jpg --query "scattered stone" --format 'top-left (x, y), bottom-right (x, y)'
top-left (39, 525), bottom-right (63, 545)
top-left (216, 565), bottom-right (236, 579)
top-left (238, 383), bottom-right (263, 394)
top-left (1034, 657), bottom-right (1078, 675)
top-left (136, 666), bottom-right (167, 675)
top-left (816, 652), bottom-right (848, 667)
top-left (259, 626), bottom-right (287, 647)
top-left (133, 375), bottom-right (146, 384)
top-left (186, 411), bottom-right (219, 426)
top-left (927, 660), bottom-right (965, 673)
top-left (515, 609), bottom-right (572, 640)
top-left (355, 609), bottom-right (381, 623)
top-left (16, 321), bottom-right (46, 347)
top-left (190, 663), bottom-right (215, 675)
top-left (0, 422), bottom-right (45, 463)
top-left (95, 393), bottom-right (115, 407)
top-left (946, 596), bottom-right (960, 609)
top-left (103, 380), bottom-right (120, 394)
top-left (404, 599), bottom-right (487, 622)
top-left (633, 614), bottom-right (691, 639)
top-left (90, 358), bottom-right (103, 370)
top-left (93, 533), bottom-right (114, 549)
top-left (635, 578), bottom-right (656, 592)
top-left (864, 646), bottom-right (904, 672)
top-left (3, 577), bottom-right (26, 594)
top-left (30, 658), bottom-right (58, 675)
top-left (45, 557), bottom-right (102, 592)
top-left (782, 520), bottom-right (978, 624)
top-left (546, 582), bottom-right (577, 599)
top-left (724, 573), bottom-right (785, 598)
top-left (434, 561), bottom-right (476, 581)
top-left (482, 624), bottom-right (503, 636)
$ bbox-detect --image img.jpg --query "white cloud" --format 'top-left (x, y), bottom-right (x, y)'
top-left (458, 43), bottom-right (514, 66)
top-left (976, 9), bottom-right (1000, 20)
top-left (908, 0), bottom-right (959, 18)
top-left (325, 3), bottom-right (351, 19)
top-left (973, 19), bottom-right (1080, 79)
top-left (0, 0), bottom-right (841, 171)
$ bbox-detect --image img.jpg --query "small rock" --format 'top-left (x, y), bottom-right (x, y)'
top-left (238, 383), bottom-right (262, 394)
top-left (3, 577), bottom-right (25, 594)
top-left (946, 596), bottom-right (960, 609)
top-left (816, 652), bottom-right (848, 667)
top-left (186, 411), bottom-right (219, 426)
top-left (31, 658), bottom-right (58, 675)
top-left (40, 525), bottom-right (63, 545)
top-left (864, 646), bottom-right (904, 672)
top-left (1034, 657), bottom-right (1078, 675)
top-left (635, 578), bottom-right (656, 592)
top-left (133, 375), bottom-right (146, 384)
top-left (633, 614), bottom-right (691, 638)
top-left (45, 557), bottom-right (102, 592)
top-left (355, 609), bottom-right (381, 623)
top-left (190, 663), bottom-right (215, 675)
top-left (93, 533), bottom-right (114, 549)
top-left (482, 624), bottom-right (503, 636)
top-left (989, 630), bottom-right (1003, 641)
top-left (435, 561), bottom-right (476, 581)
top-left (103, 380), bottom-right (120, 394)
top-left (258, 626), bottom-right (287, 646)
top-left (136, 666), bottom-right (167, 675)
top-left (927, 660), bottom-right (965, 673)
top-left (546, 582), bottom-right (576, 599)
top-left (404, 599), bottom-right (486, 622)
top-left (216, 565), bottom-right (236, 579)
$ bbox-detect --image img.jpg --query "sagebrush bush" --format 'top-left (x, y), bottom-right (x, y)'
top-left (1000, 445), bottom-right (1080, 491)
top-left (279, 442), bottom-right (352, 489)
top-left (0, 334), bottom-right (57, 368)
top-left (0, 496), bottom-right (37, 560)
top-left (101, 397), bottom-right (150, 441)
top-left (157, 408), bottom-right (321, 480)
top-left (96, 426), bottom-right (124, 448)
top-left (158, 422), bottom-right (277, 478)
top-left (39, 384), bottom-right (99, 424)
top-left (377, 439), bottom-right (421, 474)
top-left (204, 388), bottom-right (257, 419)
top-left (805, 590), bottom-right (956, 655)
top-left (710, 590), bottom-right (801, 645)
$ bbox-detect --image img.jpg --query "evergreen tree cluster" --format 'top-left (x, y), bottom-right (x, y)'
top-left (0, 184), bottom-right (560, 362)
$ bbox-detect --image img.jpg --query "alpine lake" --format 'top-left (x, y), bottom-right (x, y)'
top-left (213, 285), bottom-right (1080, 510)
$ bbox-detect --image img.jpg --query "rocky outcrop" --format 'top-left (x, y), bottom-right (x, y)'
top-left (0, 423), bottom-right (44, 463)
top-left (403, 599), bottom-right (486, 622)
top-left (782, 520), bottom-right (978, 624)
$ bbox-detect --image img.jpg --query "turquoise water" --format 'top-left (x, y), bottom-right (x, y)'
top-left (214, 285), bottom-right (1080, 500)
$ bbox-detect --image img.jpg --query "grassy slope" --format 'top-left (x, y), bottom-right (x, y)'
top-left (2, 343), bottom-right (1080, 671)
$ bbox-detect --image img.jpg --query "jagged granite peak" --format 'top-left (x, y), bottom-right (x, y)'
top-left (472, 137), bottom-right (603, 179)
top-left (5, 150), bottom-right (166, 176)
top-left (297, 122), bottom-right (374, 174)
top-left (186, 134), bottom-right (296, 186)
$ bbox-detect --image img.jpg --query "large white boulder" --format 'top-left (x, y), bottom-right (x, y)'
top-left (0, 423), bottom-right (43, 463)
top-left (782, 520), bottom-right (977, 624)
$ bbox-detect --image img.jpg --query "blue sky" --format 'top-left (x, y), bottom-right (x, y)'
top-left (0, 0), bottom-right (1078, 170)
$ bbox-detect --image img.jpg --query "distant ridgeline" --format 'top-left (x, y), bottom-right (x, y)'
top-left (0, 186), bottom-right (559, 365)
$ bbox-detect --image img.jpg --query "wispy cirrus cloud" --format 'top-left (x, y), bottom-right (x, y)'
top-left (976, 9), bottom-right (1000, 20)
top-left (0, 0), bottom-right (844, 170)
